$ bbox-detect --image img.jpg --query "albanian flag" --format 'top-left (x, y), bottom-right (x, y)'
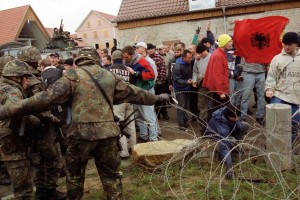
top-left (233, 16), bottom-right (289, 64)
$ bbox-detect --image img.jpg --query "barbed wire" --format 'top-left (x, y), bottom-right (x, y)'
top-left (137, 89), bottom-right (300, 199)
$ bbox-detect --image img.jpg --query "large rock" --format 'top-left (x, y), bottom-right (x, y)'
top-left (132, 139), bottom-right (193, 169)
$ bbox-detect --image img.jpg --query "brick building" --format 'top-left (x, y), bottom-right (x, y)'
top-left (114, 0), bottom-right (300, 47)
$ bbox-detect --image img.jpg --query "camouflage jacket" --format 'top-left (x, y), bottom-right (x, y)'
top-left (0, 78), bottom-right (28, 161)
top-left (0, 77), bottom-right (27, 133)
top-left (2, 62), bottom-right (158, 140)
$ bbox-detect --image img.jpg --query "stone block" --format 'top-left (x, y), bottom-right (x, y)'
top-left (132, 139), bottom-right (193, 169)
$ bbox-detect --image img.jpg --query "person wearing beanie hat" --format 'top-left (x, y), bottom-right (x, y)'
top-left (218, 34), bottom-right (232, 48)
top-left (203, 33), bottom-right (233, 118)
top-left (106, 50), bottom-right (134, 159)
top-left (223, 104), bottom-right (241, 120)
top-left (192, 43), bottom-right (211, 134)
top-left (64, 58), bottom-right (74, 70)
top-left (111, 50), bottom-right (123, 61)
top-left (265, 31), bottom-right (300, 144)
top-left (282, 32), bottom-right (299, 45)
top-left (107, 50), bottom-right (129, 81)
top-left (205, 104), bottom-right (248, 179)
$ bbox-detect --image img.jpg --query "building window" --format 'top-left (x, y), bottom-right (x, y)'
top-left (87, 21), bottom-right (91, 28)
top-left (83, 33), bottom-right (87, 38)
top-left (93, 31), bottom-right (98, 38)
top-left (98, 20), bottom-right (102, 26)
top-left (104, 30), bottom-right (109, 38)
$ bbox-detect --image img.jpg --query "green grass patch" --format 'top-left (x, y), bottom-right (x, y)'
top-left (79, 158), bottom-right (300, 199)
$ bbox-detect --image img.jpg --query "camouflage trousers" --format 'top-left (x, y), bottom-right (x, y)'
top-left (32, 124), bottom-right (63, 189)
top-left (4, 160), bottom-right (33, 200)
top-left (66, 136), bottom-right (123, 200)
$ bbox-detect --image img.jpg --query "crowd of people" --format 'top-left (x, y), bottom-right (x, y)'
top-left (0, 20), bottom-right (299, 199)
top-left (0, 45), bottom-right (169, 199)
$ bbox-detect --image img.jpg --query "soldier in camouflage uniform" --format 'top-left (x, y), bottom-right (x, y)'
top-left (17, 46), bottom-right (67, 200)
top-left (0, 47), bottom-right (170, 199)
top-left (0, 55), bottom-right (15, 186)
top-left (0, 55), bottom-right (15, 74)
top-left (0, 60), bottom-right (36, 200)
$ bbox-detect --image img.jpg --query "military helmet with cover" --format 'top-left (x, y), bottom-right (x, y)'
top-left (0, 55), bottom-right (15, 75)
top-left (2, 60), bottom-right (32, 77)
top-left (74, 47), bottom-right (100, 65)
top-left (17, 46), bottom-right (42, 63)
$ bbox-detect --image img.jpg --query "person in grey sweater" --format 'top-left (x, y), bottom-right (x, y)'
top-left (265, 32), bottom-right (300, 144)
top-left (192, 43), bottom-right (211, 134)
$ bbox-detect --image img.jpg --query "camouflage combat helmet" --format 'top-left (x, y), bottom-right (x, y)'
top-left (17, 46), bottom-right (42, 63)
top-left (74, 47), bottom-right (100, 65)
top-left (2, 60), bottom-right (32, 77)
top-left (0, 55), bottom-right (15, 75)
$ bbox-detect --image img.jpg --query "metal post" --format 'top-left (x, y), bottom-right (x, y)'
top-left (221, 6), bottom-right (227, 34)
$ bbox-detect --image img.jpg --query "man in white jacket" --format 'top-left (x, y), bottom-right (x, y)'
top-left (265, 32), bottom-right (300, 143)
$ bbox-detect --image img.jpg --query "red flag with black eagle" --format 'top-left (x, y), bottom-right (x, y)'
top-left (233, 16), bottom-right (289, 64)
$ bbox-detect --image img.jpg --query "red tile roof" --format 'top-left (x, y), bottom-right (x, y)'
top-left (216, 0), bottom-right (285, 7)
top-left (114, 0), bottom-right (287, 22)
top-left (93, 10), bottom-right (116, 22)
top-left (114, 0), bottom-right (189, 22)
top-left (0, 5), bottom-right (29, 45)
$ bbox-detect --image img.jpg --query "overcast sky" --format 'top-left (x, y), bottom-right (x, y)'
top-left (1, 0), bottom-right (123, 33)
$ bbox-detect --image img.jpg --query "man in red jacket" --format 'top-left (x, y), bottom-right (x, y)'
top-left (203, 34), bottom-right (232, 119)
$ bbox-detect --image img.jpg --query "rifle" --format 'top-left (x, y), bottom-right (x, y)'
top-left (115, 109), bottom-right (139, 139)
top-left (59, 19), bottom-right (64, 35)
top-left (55, 105), bottom-right (65, 139)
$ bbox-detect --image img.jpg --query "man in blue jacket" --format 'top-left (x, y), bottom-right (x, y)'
top-left (173, 49), bottom-right (193, 130)
top-left (205, 104), bottom-right (248, 179)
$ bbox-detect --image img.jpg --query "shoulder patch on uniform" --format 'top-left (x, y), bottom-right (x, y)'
top-left (64, 69), bottom-right (79, 81)
top-left (9, 92), bottom-right (18, 97)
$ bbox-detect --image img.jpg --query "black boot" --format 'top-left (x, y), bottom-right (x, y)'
top-left (35, 187), bottom-right (46, 200)
top-left (256, 118), bottom-right (264, 125)
top-left (45, 188), bottom-right (67, 200)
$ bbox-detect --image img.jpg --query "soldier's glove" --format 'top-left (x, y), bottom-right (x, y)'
top-left (195, 27), bottom-right (201, 35)
top-left (156, 93), bottom-right (171, 103)
top-left (26, 115), bottom-right (41, 128)
top-left (37, 111), bottom-right (62, 125)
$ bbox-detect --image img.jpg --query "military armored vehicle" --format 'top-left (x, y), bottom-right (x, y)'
top-left (0, 41), bottom-right (26, 57)
top-left (41, 19), bottom-right (80, 59)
